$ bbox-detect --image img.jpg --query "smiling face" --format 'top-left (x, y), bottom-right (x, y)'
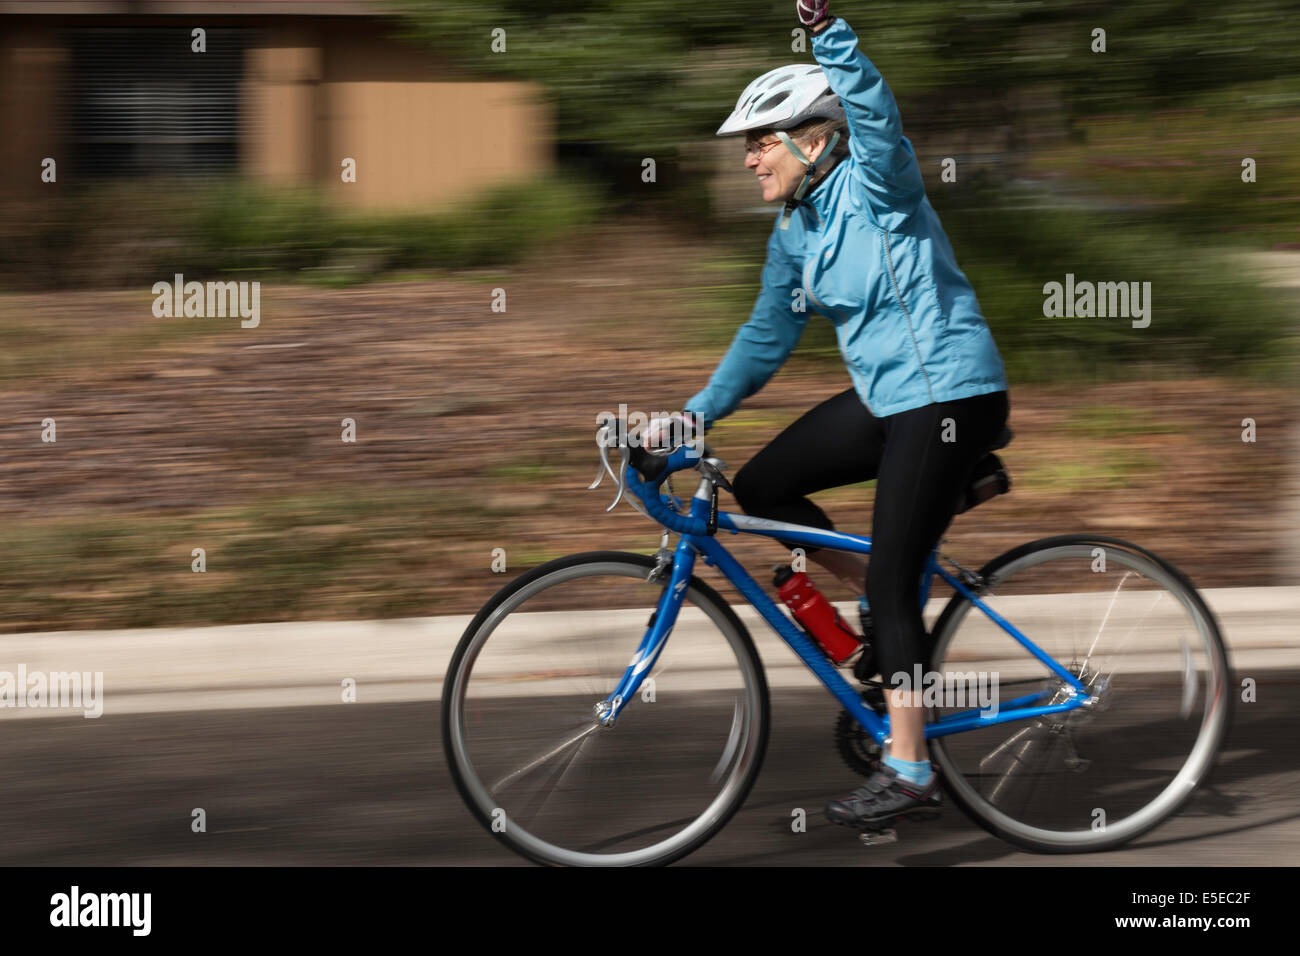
top-left (745, 129), bottom-right (827, 203)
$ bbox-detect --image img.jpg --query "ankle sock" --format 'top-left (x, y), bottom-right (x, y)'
top-left (884, 754), bottom-right (934, 787)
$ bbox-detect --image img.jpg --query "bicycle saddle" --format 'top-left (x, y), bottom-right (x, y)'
top-left (956, 427), bottom-right (1014, 515)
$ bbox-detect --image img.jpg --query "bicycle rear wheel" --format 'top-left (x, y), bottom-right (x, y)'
top-left (442, 551), bottom-right (769, 866)
top-left (927, 535), bottom-right (1231, 853)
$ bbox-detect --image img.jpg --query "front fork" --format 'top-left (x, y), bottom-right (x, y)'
top-left (596, 532), bottom-right (698, 727)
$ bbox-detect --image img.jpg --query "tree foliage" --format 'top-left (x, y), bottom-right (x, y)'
top-left (396, 0), bottom-right (1300, 178)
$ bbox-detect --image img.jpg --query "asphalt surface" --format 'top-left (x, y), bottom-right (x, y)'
top-left (0, 673), bottom-right (1295, 866)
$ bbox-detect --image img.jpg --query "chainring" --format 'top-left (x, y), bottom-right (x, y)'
top-left (834, 684), bottom-right (888, 777)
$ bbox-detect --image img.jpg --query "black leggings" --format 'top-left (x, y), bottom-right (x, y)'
top-left (732, 388), bottom-right (1010, 681)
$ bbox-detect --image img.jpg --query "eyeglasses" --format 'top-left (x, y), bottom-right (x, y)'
top-left (744, 138), bottom-right (784, 158)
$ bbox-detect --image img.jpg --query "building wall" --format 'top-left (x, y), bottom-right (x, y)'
top-left (242, 20), bottom-right (552, 210)
top-left (0, 14), bottom-right (552, 211)
top-left (0, 25), bottom-right (66, 202)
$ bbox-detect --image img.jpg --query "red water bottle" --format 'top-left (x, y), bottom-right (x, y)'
top-left (773, 566), bottom-right (861, 664)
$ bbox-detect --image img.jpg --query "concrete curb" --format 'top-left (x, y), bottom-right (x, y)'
top-left (0, 586), bottom-right (1294, 719)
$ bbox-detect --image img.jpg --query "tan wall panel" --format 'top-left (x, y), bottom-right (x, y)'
top-left (241, 38), bottom-right (321, 184)
top-left (321, 80), bottom-right (551, 211)
top-left (242, 72), bottom-right (319, 182)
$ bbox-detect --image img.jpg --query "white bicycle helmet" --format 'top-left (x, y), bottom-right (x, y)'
top-left (716, 63), bottom-right (845, 136)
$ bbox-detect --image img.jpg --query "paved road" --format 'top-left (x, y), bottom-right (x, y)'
top-left (0, 675), bottom-right (1294, 866)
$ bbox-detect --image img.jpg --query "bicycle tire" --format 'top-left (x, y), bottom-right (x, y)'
top-left (927, 534), bottom-right (1232, 854)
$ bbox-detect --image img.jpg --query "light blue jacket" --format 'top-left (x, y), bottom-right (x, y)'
top-left (686, 17), bottom-right (1007, 427)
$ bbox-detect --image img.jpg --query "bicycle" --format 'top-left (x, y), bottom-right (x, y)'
top-left (442, 421), bottom-right (1232, 866)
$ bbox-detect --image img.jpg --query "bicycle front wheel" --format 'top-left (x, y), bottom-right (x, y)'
top-left (442, 551), bottom-right (770, 866)
top-left (927, 535), bottom-right (1231, 853)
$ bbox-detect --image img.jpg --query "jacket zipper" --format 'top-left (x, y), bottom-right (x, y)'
top-left (881, 227), bottom-right (937, 405)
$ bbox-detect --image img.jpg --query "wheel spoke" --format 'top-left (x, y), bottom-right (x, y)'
top-left (1083, 570), bottom-right (1138, 664)
top-left (980, 720), bottom-right (1057, 810)
top-left (490, 719), bottom-right (601, 793)
top-left (509, 726), bottom-right (600, 830)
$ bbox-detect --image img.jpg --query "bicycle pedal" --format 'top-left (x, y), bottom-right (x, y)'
top-left (858, 827), bottom-right (898, 846)
top-left (854, 805), bottom-right (941, 835)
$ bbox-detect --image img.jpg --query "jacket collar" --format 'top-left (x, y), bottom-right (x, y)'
top-left (797, 157), bottom-right (847, 226)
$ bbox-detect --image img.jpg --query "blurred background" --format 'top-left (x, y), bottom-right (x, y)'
top-left (0, 0), bottom-right (1297, 631)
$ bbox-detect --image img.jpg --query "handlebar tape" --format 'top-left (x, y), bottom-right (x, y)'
top-left (625, 445), bottom-right (713, 536)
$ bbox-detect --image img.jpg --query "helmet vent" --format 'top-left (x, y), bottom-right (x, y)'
top-left (756, 90), bottom-right (790, 113)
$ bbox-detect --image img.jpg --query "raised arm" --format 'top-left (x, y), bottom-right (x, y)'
top-left (809, 12), bottom-right (926, 220)
top-left (684, 224), bottom-right (808, 429)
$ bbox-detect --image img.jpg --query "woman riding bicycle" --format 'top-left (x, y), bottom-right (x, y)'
top-left (648, 1), bottom-right (1010, 829)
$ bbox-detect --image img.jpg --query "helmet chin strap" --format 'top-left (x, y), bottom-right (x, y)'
top-left (775, 129), bottom-right (841, 230)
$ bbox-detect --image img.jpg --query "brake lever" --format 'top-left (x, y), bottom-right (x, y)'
top-left (589, 426), bottom-right (628, 512)
top-left (588, 426), bottom-right (614, 490)
top-left (589, 425), bottom-right (711, 523)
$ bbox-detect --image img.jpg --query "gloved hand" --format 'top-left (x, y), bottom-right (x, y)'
top-left (640, 411), bottom-right (702, 452)
top-left (796, 0), bottom-right (831, 27)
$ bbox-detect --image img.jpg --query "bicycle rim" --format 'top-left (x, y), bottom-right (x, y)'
top-left (443, 552), bottom-right (769, 866)
top-left (928, 536), bottom-right (1231, 852)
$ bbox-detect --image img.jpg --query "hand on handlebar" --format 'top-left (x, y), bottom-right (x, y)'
top-left (640, 411), bottom-right (702, 453)
top-left (597, 413), bottom-right (726, 535)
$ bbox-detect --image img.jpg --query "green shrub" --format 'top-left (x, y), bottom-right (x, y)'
top-left (0, 174), bottom-right (602, 290)
top-left (935, 189), bottom-right (1294, 384)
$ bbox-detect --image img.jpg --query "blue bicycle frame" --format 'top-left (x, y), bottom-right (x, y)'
top-left (602, 443), bottom-right (1091, 744)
